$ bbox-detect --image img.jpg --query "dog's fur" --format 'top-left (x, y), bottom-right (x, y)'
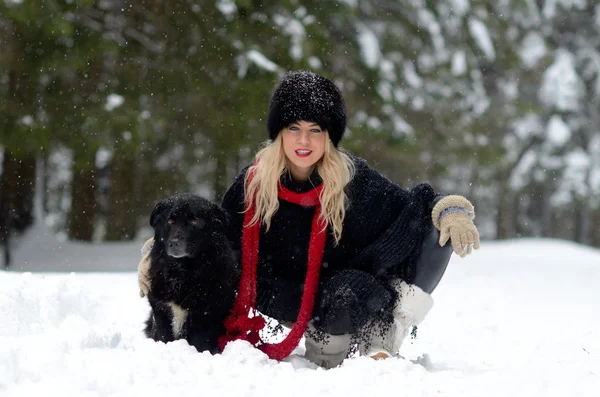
top-left (144, 193), bottom-right (239, 353)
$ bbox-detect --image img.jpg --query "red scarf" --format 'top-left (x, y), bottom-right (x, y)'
top-left (217, 169), bottom-right (326, 361)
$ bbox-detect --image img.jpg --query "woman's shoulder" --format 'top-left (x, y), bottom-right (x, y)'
top-left (228, 162), bottom-right (254, 188)
top-left (221, 163), bottom-right (252, 209)
top-left (343, 152), bottom-right (397, 191)
top-left (343, 151), bottom-right (436, 202)
top-left (344, 152), bottom-right (438, 211)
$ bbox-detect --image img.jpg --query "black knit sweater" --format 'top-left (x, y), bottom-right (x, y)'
top-left (221, 155), bottom-right (439, 323)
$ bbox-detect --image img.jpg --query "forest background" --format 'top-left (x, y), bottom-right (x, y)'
top-left (1, 0), bottom-right (599, 261)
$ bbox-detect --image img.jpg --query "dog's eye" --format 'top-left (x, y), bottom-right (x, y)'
top-left (167, 219), bottom-right (174, 224)
top-left (190, 218), bottom-right (205, 228)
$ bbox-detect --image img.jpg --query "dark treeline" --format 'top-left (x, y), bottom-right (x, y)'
top-left (1, 1), bottom-right (599, 263)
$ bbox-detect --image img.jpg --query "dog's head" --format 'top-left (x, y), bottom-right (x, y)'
top-left (149, 193), bottom-right (230, 259)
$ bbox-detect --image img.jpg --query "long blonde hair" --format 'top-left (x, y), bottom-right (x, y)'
top-left (244, 134), bottom-right (355, 244)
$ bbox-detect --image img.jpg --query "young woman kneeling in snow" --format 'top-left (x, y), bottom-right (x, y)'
top-left (138, 71), bottom-right (480, 368)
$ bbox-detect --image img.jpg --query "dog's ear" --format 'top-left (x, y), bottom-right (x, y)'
top-left (150, 200), bottom-right (168, 228)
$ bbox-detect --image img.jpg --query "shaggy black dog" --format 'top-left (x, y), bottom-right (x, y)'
top-left (144, 193), bottom-right (239, 354)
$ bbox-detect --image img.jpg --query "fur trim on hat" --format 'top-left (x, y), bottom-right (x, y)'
top-left (267, 71), bottom-right (347, 147)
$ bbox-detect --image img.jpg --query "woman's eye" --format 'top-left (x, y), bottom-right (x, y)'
top-left (311, 129), bottom-right (322, 133)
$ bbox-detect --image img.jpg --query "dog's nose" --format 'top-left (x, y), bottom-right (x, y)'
top-left (169, 236), bottom-right (183, 247)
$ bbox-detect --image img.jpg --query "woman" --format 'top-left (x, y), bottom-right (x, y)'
top-left (138, 71), bottom-right (479, 368)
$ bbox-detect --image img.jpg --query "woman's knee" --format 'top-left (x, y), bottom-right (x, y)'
top-left (412, 227), bottom-right (452, 293)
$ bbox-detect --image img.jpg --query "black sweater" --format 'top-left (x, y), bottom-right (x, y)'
top-left (221, 155), bottom-right (439, 323)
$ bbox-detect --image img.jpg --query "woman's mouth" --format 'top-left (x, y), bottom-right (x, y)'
top-left (295, 149), bottom-right (312, 158)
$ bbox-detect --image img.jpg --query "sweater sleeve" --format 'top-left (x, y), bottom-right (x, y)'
top-left (344, 157), bottom-right (440, 282)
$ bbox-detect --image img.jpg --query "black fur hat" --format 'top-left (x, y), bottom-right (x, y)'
top-left (267, 71), bottom-right (347, 147)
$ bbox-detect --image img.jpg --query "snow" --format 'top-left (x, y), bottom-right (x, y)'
top-left (580, 50), bottom-right (600, 98)
top-left (236, 50), bottom-right (280, 78)
top-left (509, 149), bottom-right (537, 190)
top-left (245, 50), bottom-right (279, 72)
top-left (539, 50), bottom-right (584, 112)
top-left (546, 115), bottom-right (571, 147)
top-left (377, 82), bottom-right (393, 101)
top-left (542, 0), bottom-right (587, 20)
top-left (519, 32), bottom-right (547, 69)
top-left (216, 0), bottom-right (237, 18)
top-left (391, 114), bottom-right (415, 138)
top-left (468, 18), bottom-right (495, 61)
top-left (451, 50), bottom-right (467, 76)
top-left (2, 221), bottom-right (599, 397)
top-left (307, 56), bottom-right (322, 69)
top-left (105, 94), bottom-right (124, 111)
top-left (336, 0), bottom-right (358, 8)
top-left (564, 149), bottom-right (590, 193)
top-left (19, 115), bottom-right (34, 127)
top-left (235, 48), bottom-right (280, 78)
top-left (357, 24), bottom-right (381, 69)
top-left (379, 59), bottom-right (396, 81)
top-left (448, 0), bottom-right (470, 16)
top-left (403, 61), bottom-right (423, 88)
top-left (273, 14), bottom-right (307, 61)
top-left (551, 148), bottom-right (591, 205)
top-left (95, 148), bottom-right (113, 169)
top-left (417, 9), bottom-right (446, 57)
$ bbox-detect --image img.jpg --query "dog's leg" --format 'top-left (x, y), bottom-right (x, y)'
top-left (146, 295), bottom-right (175, 343)
top-left (186, 313), bottom-right (224, 354)
top-left (167, 302), bottom-right (188, 339)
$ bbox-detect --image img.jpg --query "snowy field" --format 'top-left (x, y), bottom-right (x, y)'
top-left (1, 224), bottom-right (599, 397)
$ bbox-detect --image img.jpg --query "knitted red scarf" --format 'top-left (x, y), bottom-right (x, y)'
top-left (217, 170), bottom-right (326, 361)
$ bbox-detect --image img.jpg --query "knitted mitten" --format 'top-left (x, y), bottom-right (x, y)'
top-left (431, 195), bottom-right (480, 257)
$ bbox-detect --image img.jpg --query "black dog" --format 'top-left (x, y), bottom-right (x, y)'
top-left (144, 193), bottom-right (239, 354)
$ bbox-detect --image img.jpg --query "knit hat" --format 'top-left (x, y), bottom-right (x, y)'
top-left (267, 71), bottom-right (347, 147)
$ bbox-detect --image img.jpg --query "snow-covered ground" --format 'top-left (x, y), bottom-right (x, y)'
top-left (1, 224), bottom-right (599, 396)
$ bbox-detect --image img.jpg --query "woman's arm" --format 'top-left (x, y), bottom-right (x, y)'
top-left (342, 156), bottom-right (477, 281)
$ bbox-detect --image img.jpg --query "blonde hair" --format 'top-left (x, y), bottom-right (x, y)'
top-left (244, 134), bottom-right (355, 244)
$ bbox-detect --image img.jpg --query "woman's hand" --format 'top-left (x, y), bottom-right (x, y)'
top-left (138, 238), bottom-right (154, 297)
top-left (431, 195), bottom-right (480, 257)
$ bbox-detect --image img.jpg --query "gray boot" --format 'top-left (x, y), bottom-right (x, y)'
top-left (304, 322), bottom-right (351, 369)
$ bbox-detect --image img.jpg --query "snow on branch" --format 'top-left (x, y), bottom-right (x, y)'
top-left (539, 50), bottom-right (584, 112)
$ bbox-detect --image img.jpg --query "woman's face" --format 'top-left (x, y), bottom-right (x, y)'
top-left (281, 120), bottom-right (327, 181)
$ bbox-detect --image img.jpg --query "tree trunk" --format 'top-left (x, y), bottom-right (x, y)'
top-left (495, 185), bottom-right (514, 239)
top-left (0, 149), bottom-right (36, 267)
top-left (213, 145), bottom-right (228, 203)
top-left (540, 184), bottom-right (553, 237)
top-left (68, 151), bottom-right (97, 241)
top-left (591, 209), bottom-right (600, 248)
top-left (104, 152), bottom-right (137, 241)
top-left (573, 203), bottom-right (587, 244)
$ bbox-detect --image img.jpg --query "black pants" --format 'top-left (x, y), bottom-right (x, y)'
top-left (411, 227), bottom-right (453, 294)
top-left (316, 227), bottom-right (452, 335)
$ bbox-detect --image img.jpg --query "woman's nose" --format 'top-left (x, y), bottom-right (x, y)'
top-left (297, 130), bottom-right (309, 145)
